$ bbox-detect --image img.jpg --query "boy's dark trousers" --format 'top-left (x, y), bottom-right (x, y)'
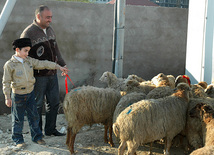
top-left (11, 91), bottom-right (43, 144)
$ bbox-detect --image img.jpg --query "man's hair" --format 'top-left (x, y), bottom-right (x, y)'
top-left (35, 5), bottom-right (50, 17)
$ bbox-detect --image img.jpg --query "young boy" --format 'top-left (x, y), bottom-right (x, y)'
top-left (2, 38), bottom-right (68, 148)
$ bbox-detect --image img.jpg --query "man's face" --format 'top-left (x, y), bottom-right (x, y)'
top-left (37, 9), bottom-right (52, 29)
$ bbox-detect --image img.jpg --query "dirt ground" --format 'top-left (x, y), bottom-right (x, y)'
top-left (0, 114), bottom-right (188, 155)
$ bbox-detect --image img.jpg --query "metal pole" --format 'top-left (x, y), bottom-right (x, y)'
top-left (114, 0), bottom-right (126, 78)
top-left (111, 0), bottom-right (117, 74)
top-left (0, 0), bottom-right (17, 37)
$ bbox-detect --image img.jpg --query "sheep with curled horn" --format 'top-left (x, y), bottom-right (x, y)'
top-left (113, 83), bottom-right (191, 155)
top-left (63, 86), bottom-right (121, 154)
top-left (189, 103), bottom-right (214, 155)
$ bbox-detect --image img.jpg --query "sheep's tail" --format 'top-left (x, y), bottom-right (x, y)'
top-left (113, 123), bottom-right (120, 138)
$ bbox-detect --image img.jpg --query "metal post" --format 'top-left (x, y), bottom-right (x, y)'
top-left (0, 0), bottom-right (17, 37)
top-left (114, 0), bottom-right (126, 78)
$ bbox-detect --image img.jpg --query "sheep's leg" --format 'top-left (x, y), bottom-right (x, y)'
top-left (127, 141), bottom-right (139, 155)
top-left (164, 137), bottom-right (172, 155)
top-left (149, 142), bottom-right (153, 155)
top-left (66, 127), bottom-right (76, 154)
top-left (118, 141), bottom-right (127, 155)
top-left (66, 127), bottom-right (71, 146)
top-left (104, 125), bottom-right (108, 143)
top-left (108, 125), bottom-right (115, 147)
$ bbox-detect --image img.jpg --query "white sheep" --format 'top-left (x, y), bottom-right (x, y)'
top-left (146, 86), bottom-right (174, 99)
top-left (151, 73), bottom-right (170, 87)
top-left (113, 92), bottom-right (146, 123)
top-left (113, 83), bottom-right (191, 155)
top-left (125, 74), bottom-right (145, 83)
top-left (125, 79), bottom-right (156, 95)
top-left (99, 71), bottom-right (126, 91)
top-left (167, 75), bottom-right (176, 89)
top-left (189, 103), bottom-right (214, 155)
top-left (63, 86), bottom-right (121, 154)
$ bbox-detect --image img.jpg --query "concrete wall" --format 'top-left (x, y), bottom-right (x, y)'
top-left (0, 0), bottom-right (188, 114)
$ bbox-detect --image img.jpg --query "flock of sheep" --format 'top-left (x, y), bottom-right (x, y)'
top-left (62, 71), bottom-right (214, 155)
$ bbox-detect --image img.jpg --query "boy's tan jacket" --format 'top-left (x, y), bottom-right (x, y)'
top-left (2, 55), bottom-right (61, 100)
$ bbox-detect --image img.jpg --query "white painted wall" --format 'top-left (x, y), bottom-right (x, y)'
top-left (185, 0), bottom-right (214, 84)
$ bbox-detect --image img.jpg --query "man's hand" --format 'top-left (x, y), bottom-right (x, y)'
top-left (60, 66), bottom-right (69, 76)
top-left (5, 99), bottom-right (12, 107)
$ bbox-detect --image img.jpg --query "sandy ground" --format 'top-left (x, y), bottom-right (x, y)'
top-left (0, 114), bottom-right (189, 155)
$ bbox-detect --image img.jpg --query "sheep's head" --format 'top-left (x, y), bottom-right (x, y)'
top-left (125, 79), bottom-right (140, 91)
top-left (191, 84), bottom-right (207, 98)
top-left (167, 75), bottom-right (176, 88)
top-left (173, 83), bottom-right (191, 102)
top-left (189, 103), bottom-right (214, 124)
top-left (205, 85), bottom-right (214, 98)
top-left (126, 74), bottom-right (145, 83)
top-left (175, 75), bottom-right (191, 87)
top-left (198, 81), bottom-right (208, 89)
top-left (152, 73), bottom-right (170, 87)
top-left (99, 71), bottom-right (117, 85)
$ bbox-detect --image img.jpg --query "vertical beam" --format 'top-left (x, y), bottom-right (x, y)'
top-left (204, 0), bottom-right (214, 83)
top-left (114, 0), bottom-right (126, 78)
top-left (0, 0), bottom-right (17, 37)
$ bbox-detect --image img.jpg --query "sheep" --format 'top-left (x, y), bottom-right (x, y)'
top-left (125, 74), bottom-right (145, 83)
top-left (175, 75), bottom-right (191, 87)
top-left (63, 86), bottom-right (121, 154)
top-left (172, 83), bottom-right (209, 152)
top-left (113, 83), bottom-right (191, 155)
top-left (125, 79), bottom-right (156, 95)
top-left (146, 86), bottom-right (174, 99)
top-left (198, 81), bottom-right (208, 89)
top-left (191, 84), bottom-right (208, 98)
top-left (167, 75), bottom-right (176, 89)
top-left (99, 71), bottom-right (126, 91)
top-left (113, 92), bottom-right (146, 123)
top-left (189, 103), bottom-right (214, 155)
top-left (205, 84), bottom-right (214, 98)
top-left (185, 97), bottom-right (214, 150)
top-left (151, 73), bottom-right (171, 87)
top-left (190, 146), bottom-right (214, 155)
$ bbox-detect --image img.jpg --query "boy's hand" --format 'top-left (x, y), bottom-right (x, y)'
top-left (5, 99), bottom-right (12, 107)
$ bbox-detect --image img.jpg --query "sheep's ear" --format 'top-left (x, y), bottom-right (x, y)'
top-left (205, 85), bottom-right (213, 94)
top-left (196, 103), bottom-right (205, 110)
top-left (203, 105), bottom-right (213, 113)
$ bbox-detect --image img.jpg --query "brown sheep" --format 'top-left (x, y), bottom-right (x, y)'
top-left (189, 103), bottom-right (214, 154)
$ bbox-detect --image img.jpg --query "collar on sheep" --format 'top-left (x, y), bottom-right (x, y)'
top-left (183, 75), bottom-right (191, 86)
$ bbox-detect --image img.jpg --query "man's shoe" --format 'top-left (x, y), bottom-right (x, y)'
top-left (46, 130), bottom-right (65, 136)
top-left (53, 130), bottom-right (66, 136)
top-left (35, 139), bottom-right (46, 145)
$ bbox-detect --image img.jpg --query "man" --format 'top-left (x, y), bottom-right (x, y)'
top-left (20, 5), bottom-right (66, 136)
